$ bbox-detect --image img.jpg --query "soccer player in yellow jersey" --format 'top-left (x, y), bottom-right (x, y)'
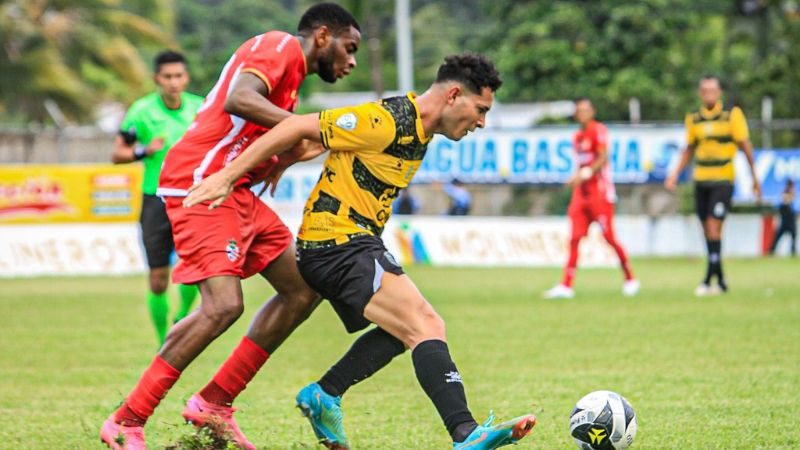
top-left (665, 76), bottom-right (761, 296)
top-left (185, 53), bottom-right (536, 450)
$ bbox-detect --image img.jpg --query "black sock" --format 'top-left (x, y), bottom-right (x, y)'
top-left (707, 239), bottom-right (722, 285)
top-left (412, 340), bottom-right (477, 442)
top-left (318, 327), bottom-right (405, 397)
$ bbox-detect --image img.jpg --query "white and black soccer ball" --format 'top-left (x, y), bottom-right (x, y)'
top-left (569, 390), bottom-right (637, 450)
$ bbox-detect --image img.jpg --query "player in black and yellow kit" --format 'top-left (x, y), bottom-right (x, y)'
top-left (665, 76), bottom-right (760, 296)
top-left (185, 53), bottom-right (536, 450)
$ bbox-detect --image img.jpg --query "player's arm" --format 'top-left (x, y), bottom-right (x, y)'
top-left (732, 107), bottom-right (761, 200)
top-left (666, 115), bottom-right (697, 192)
top-left (111, 131), bottom-right (164, 164)
top-left (224, 73), bottom-right (293, 128)
top-left (664, 144), bottom-right (694, 191)
top-left (183, 113), bottom-right (322, 208)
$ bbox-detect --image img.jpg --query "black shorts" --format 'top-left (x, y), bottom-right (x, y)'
top-left (297, 235), bottom-right (404, 333)
top-left (140, 194), bottom-right (175, 269)
top-left (694, 182), bottom-right (734, 222)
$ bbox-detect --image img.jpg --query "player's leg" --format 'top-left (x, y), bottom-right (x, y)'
top-left (186, 198), bottom-right (316, 449)
top-left (790, 225), bottom-right (797, 256)
top-left (102, 196), bottom-right (249, 448)
top-left (174, 283), bottom-right (198, 323)
top-left (544, 202), bottom-right (586, 298)
top-left (102, 275), bottom-right (245, 448)
top-left (197, 243), bottom-right (321, 409)
top-left (595, 206), bottom-right (638, 296)
top-left (364, 273), bottom-right (535, 447)
top-left (703, 184), bottom-right (732, 292)
top-left (140, 194), bottom-right (175, 346)
top-left (147, 267), bottom-right (170, 345)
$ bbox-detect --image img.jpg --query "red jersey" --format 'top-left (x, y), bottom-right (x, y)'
top-left (573, 120), bottom-right (615, 203)
top-left (158, 31), bottom-right (307, 196)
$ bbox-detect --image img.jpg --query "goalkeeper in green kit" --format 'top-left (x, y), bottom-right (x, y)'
top-left (112, 50), bottom-right (202, 346)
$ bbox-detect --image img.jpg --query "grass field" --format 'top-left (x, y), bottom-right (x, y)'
top-left (0, 258), bottom-right (798, 449)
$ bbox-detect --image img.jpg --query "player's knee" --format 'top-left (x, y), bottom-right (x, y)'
top-left (203, 299), bottom-right (244, 327)
top-left (148, 270), bottom-right (169, 294)
top-left (406, 305), bottom-right (446, 347)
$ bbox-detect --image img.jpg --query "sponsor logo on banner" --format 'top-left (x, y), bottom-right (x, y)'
top-left (413, 126), bottom-right (685, 184)
top-left (0, 224), bottom-right (146, 277)
top-left (387, 217), bottom-right (620, 267)
top-left (0, 177), bottom-right (71, 218)
top-left (0, 165), bottom-right (142, 223)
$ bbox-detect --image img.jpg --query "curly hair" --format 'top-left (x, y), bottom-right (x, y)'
top-left (298, 3), bottom-right (360, 36)
top-left (434, 53), bottom-right (502, 93)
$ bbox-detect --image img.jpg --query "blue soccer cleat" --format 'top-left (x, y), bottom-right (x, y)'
top-left (453, 412), bottom-right (537, 449)
top-left (296, 383), bottom-right (349, 449)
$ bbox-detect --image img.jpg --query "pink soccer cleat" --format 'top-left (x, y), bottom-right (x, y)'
top-left (182, 393), bottom-right (256, 450)
top-left (100, 415), bottom-right (146, 450)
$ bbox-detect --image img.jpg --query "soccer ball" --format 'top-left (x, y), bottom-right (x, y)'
top-left (569, 390), bottom-right (637, 449)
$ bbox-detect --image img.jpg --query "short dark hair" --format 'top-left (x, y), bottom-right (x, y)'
top-left (298, 3), bottom-right (360, 36)
top-left (154, 50), bottom-right (186, 73)
top-left (574, 96), bottom-right (592, 105)
top-left (435, 53), bottom-right (502, 93)
top-left (699, 74), bottom-right (724, 89)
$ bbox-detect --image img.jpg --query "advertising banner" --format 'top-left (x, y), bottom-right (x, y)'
top-left (0, 165), bottom-right (142, 223)
top-left (0, 224), bottom-right (146, 277)
top-left (733, 149), bottom-right (800, 208)
top-left (413, 126), bottom-right (686, 184)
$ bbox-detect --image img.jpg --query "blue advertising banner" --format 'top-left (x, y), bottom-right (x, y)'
top-left (733, 149), bottom-right (800, 208)
top-left (414, 125), bottom-right (686, 184)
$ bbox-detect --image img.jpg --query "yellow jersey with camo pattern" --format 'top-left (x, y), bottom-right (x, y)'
top-left (685, 102), bottom-right (749, 183)
top-left (297, 93), bottom-right (431, 248)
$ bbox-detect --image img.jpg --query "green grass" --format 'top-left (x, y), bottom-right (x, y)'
top-left (0, 258), bottom-right (798, 449)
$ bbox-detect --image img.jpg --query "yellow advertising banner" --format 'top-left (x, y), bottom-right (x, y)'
top-left (0, 165), bottom-right (143, 223)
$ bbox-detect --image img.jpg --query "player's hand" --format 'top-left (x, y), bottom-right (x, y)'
top-left (664, 174), bottom-right (678, 192)
top-left (290, 139), bottom-right (326, 162)
top-left (146, 137), bottom-right (165, 155)
top-left (183, 171), bottom-right (234, 209)
top-left (257, 162), bottom-right (290, 197)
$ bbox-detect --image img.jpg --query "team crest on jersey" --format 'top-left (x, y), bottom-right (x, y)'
top-left (226, 239), bottom-right (241, 262)
top-left (335, 113), bottom-right (357, 131)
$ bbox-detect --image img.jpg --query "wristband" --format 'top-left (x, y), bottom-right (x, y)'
top-left (133, 144), bottom-right (147, 160)
top-left (579, 166), bottom-right (594, 180)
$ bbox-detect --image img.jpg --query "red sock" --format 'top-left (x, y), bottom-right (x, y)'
top-left (114, 355), bottom-right (180, 426)
top-left (199, 336), bottom-right (269, 406)
top-left (561, 238), bottom-right (580, 287)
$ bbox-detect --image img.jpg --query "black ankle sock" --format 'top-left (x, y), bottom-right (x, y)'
top-left (411, 340), bottom-right (477, 442)
top-left (707, 239), bottom-right (722, 285)
top-left (318, 327), bottom-right (405, 397)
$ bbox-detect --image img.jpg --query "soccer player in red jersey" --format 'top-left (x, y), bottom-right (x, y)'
top-left (100, 4), bottom-right (360, 449)
top-left (543, 98), bottom-right (640, 299)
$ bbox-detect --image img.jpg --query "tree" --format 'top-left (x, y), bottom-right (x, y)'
top-left (0, 0), bottom-right (174, 122)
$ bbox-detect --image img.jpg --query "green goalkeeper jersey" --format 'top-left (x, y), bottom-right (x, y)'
top-left (119, 92), bottom-right (204, 195)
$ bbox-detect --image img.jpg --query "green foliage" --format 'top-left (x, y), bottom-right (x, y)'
top-left (0, 0), bottom-right (174, 122)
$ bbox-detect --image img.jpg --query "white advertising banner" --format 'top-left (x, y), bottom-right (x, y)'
top-left (0, 223), bottom-right (146, 277)
top-left (0, 215), bottom-right (764, 276)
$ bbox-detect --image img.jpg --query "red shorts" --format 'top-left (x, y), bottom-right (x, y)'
top-left (165, 187), bottom-right (293, 284)
top-left (568, 190), bottom-right (615, 239)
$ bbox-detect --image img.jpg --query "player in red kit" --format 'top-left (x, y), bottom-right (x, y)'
top-left (543, 98), bottom-right (640, 299)
top-left (100, 4), bottom-right (360, 449)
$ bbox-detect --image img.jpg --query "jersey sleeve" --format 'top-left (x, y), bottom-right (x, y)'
top-left (730, 107), bottom-right (750, 142)
top-left (684, 114), bottom-right (696, 147)
top-left (119, 102), bottom-right (145, 143)
top-left (240, 34), bottom-right (295, 93)
top-left (318, 102), bottom-right (397, 153)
